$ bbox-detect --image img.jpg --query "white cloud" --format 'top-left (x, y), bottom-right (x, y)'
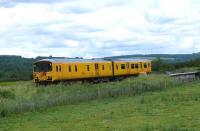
top-left (64, 40), bottom-right (80, 48)
top-left (0, 0), bottom-right (200, 58)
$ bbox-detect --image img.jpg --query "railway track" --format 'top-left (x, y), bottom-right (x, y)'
top-left (168, 71), bottom-right (200, 82)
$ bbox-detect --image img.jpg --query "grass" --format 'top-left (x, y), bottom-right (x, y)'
top-left (0, 81), bottom-right (22, 86)
top-left (0, 80), bottom-right (199, 130)
top-left (0, 74), bottom-right (180, 117)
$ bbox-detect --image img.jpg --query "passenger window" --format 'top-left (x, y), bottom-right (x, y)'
top-left (116, 64), bottom-right (118, 70)
top-left (87, 65), bottom-right (90, 71)
top-left (75, 65), bottom-right (77, 72)
top-left (121, 64), bottom-right (126, 69)
top-left (102, 65), bottom-right (105, 70)
top-left (56, 66), bottom-right (59, 72)
top-left (131, 64), bottom-right (134, 69)
top-left (69, 65), bottom-right (71, 72)
top-left (95, 64), bottom-right (99, 69)
top-left (59, 65), bottom-right (61, 72)
top-left (144, 63), bottom-right (147, 68)
top-left (135, 64), bottom-right (139, 69)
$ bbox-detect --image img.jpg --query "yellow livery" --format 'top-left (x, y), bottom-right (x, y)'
top-left (33, 58), bottom-right (151, 84)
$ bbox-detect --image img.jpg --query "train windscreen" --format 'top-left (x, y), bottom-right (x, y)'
top-left (34, 62), bottom-right (52, 72)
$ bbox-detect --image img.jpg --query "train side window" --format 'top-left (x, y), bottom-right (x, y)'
top-left (116, 64), bottom-right (118, 70)
top-left (69, 65), bottom-right (71, 72)
top-left (131, 64), bottom-right (135, 69)
top-left (56, 66), bottom-right (59, 72)
top-left (102, 65), bottom-right (105, 70)
top-left (87, 65), bottom-right (90, 71)
top-left (135, 64), bottom-right (139, 69)
top-left (75, 65), bottom-right (77, 72)
top-left (95, 64), bottom-right (99, 69)
top-left (121, 64), bottom-right (126, 69)
top-left (144, 63), bottom-right (147, 68)
top-left (59, 65), bottom-right (61, 72)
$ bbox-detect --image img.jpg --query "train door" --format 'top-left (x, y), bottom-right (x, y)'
top-left (126, 62), bottom-right (130, 75)
top-left (95, 63), bottom-right (99, 77)
top-left (140, 62), bottom-right (143, 72)
top-left (55, 64), bottom-right (62, 80)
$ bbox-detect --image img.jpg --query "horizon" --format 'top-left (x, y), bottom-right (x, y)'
top-left (0, 0), bottom-right (200, 58)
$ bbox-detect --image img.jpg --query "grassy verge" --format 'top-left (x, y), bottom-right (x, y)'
top-left (0, 81), bottom-right (23, 86)
top-left (0, 80), bottom-right (199, 130)
top-left (0, 75), bottom-right (180, 117)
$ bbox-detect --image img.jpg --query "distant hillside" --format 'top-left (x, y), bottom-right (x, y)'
top-left (0, 56), bottom-right (34, 81)
top-left (105, 53), bottom-right (200, 63)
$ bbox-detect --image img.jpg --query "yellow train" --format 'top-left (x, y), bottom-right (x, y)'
top-left (33, 58), bottom-right (151, 84)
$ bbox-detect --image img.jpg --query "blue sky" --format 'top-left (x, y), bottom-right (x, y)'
top-left (0, 0), bottom-right (200, 58)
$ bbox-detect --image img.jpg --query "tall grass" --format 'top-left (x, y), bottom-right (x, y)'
top-left (0, 74), bottom-right (181, 117)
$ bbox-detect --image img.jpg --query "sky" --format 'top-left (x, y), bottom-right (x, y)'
top-left (0, 0), bottom-right (200, 58)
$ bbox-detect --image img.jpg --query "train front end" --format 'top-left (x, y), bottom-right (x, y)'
top-left (33, 61), bottom-right (53, 84)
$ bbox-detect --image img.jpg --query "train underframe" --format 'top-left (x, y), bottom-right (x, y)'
top-left (35, 74), bottom-right (145, 86)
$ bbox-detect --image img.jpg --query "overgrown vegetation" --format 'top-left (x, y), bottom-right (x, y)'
top-left (0, 75), bottom-right (180, 117)
top-left (0, 79), bottom-right (200, 130)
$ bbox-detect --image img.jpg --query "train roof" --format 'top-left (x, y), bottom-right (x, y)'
top-left (34, 58), bottom-right (151, 64)
top-left (34, 58), bottom-right (110, 63)
top-left (114, 59), bottom-right (151, 62)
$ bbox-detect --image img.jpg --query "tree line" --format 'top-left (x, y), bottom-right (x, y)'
top-left (0, 56), bottom-right (34, 81)
top-left (152, 57), bottom-right (200, 72)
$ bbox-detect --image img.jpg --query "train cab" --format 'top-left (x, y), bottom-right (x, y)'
top-left (33, 60), bottom-right (53, 83)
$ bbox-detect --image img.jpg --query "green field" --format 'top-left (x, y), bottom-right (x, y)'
top-left (0, 75), bottom-right (200, 130)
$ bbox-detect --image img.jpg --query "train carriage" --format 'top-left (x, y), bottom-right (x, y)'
top-left (33, 59), bottom-right (113, 83)
top-left (112, 59), bottom-right (151, 76)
